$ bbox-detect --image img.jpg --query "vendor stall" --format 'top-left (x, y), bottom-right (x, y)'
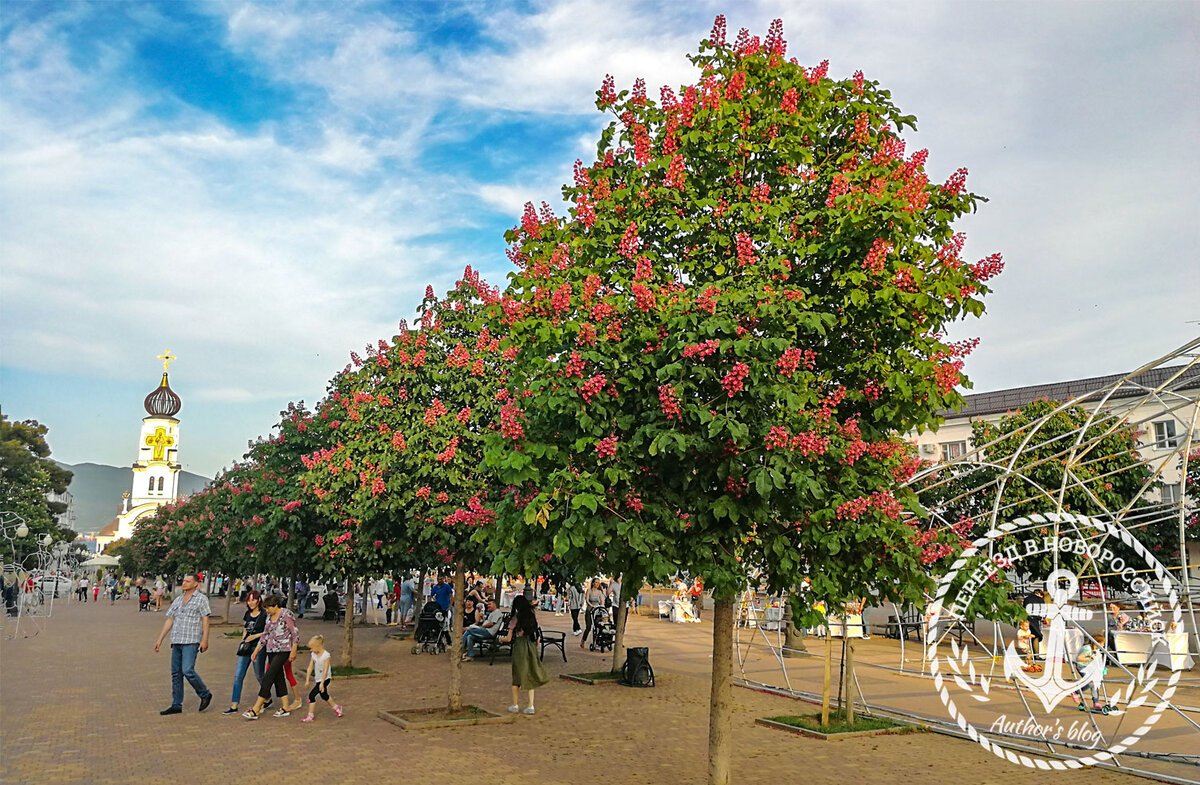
top-left (1112, 631), bottom-right (1194, 670)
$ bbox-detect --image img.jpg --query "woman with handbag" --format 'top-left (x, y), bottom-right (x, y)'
top-left (222, 590), bottom-right (267, 715)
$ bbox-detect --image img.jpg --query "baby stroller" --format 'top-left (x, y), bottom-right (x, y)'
top-left (589, 606), bottom-right (616, 653)
top-left (138, 587), bottom-right (152, 612)
top-left (411, 600), bottom-right (450, 655)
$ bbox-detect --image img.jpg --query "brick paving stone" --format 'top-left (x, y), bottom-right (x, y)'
top-left (0, 597), bottom-right (1174, 785)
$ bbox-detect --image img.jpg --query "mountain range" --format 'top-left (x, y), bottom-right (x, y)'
top-left (55, 462), bottom-right (211, 533)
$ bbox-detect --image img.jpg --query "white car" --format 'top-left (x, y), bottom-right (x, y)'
top-left (36, 575), bottom-right (73, 598)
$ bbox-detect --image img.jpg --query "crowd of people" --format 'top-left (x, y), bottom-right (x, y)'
top-left (137, 569), bottom-right (573, 721)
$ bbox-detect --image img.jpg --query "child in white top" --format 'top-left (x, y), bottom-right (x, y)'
top-left (301, 635), bottom-right (342, 722)
top-left (1016, 619), bottom-right (1038, 671)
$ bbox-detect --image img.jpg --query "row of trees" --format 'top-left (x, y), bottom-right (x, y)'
top-left (119, 18), bottom-right (1033, 783)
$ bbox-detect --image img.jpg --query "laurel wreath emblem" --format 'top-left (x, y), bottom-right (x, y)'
top-left (929, 513), bottom-right (1182, 770)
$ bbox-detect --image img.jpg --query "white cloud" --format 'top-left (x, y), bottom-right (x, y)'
top-left (2, 0), bottom-right (1197, 475)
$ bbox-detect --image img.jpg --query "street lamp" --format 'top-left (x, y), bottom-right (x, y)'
top-left (15, 524), bottom-right (28, 539)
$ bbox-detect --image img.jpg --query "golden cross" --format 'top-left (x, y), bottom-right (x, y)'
top-left (145, 427), bottom-right (174, 461)
top-left (158, 350), bottom-right (176, 373)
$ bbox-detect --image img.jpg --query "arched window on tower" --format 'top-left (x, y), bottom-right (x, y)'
top-left (148, 476), bottom-right (157, 495)
top-left (158, 477), bottom-right (165, 492)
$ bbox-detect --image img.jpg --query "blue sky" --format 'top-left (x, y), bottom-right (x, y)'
top-left (1, 0), bottom-right (1197, 479)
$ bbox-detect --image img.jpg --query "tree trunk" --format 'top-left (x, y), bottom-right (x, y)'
top-left (821, 632), bottom-right (832, 726)
top-left (448, 560), bottom-right (466, 712)
top-left (416, 568), bottom-right (427, 606)
top-left (286, 574), bottom-right (296, 615)
top-left (845, 637), bottom-right (857, 725)
top-left (610, 573), bottom-right (631, 672)
top-left (224, 581), bottom-right (234, 625)
top-left (340, 578), bottom-right (355, 668)
top-left (707, 595), bottom-right (734, 785)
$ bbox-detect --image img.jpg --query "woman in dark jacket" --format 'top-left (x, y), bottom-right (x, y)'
top-left (223, 590), bottom-right (267, 715)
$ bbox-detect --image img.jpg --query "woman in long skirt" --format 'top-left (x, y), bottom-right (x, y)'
top-left (497, 595), bottom-right (549, 715)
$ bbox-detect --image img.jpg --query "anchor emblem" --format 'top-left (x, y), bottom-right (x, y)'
top-left (1003, 570), bottom-right (1104, 712)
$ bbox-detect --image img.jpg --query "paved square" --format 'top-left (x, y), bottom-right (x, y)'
top-left (0, 598), bottom-right (1167, 784)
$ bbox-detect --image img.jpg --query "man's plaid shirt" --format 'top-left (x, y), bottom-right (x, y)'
top-left (166, 591), bottom-right (211, 644)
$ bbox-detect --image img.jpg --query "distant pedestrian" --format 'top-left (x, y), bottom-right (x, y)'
top-left (690, 577), bottom-right (704, 620)
top-left (609, 577), bottom-right (625, 627)
top-left (398, 575), bottom-right (415, 628)
top-left (569, 582), bottom-right (584, 635)
top-left (372, 576), bottom-right (388, 624)
top-left (301, 635), bottom-right (342, 722)
top-left (497, 595), bottom-right (549, 715)
top-left (1023, 589), bottom-right (1045, 654)
top-left (295, 579), bottom-right (309, 619)
top-left (432, 575), bottom-right (453, 614)
top-left (153, 577), bottom-right (165, 611)
top-left (77, 576), bottom-right (88, 603)
top-left (243, 595), bottom-right (299, 720)
top-left (92, 577), bottom-right (100, 602)
top-left (152, 572), bottom-right (213, 715)
top-left (108, 574), bottom-right (119, 604)
top-left (580, 578), bottom-right (604, 648)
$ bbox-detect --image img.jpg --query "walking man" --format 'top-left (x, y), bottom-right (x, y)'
top-left (398, 574), bottom-right (415, 628)
top-left (153, 572), bottom-right (213, 715)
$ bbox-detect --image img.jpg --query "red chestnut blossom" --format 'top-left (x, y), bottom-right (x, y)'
top-left (424, 399), bottom-right (447, 426)
top-left (658, 384), bottom-right (682, 420)
top-left (579, 373), bottom-right (608, 402)
top-left (682, 339), bottom-right (719, 359)
top-left (862, 238), bottom-right (893, 274)
top-left (436, 436), bottom-right (459, 464)
top-left (721, 362), bottom-right (750, 396)
top-left (776, 347), bottom-right (816, 377)
top-left (595, 434), bottom-right (618, 458)
top-left (499, 402), bottom-right (525, 440)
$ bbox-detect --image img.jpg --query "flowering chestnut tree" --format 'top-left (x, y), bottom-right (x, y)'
top-left (304, 269), bottom-right (508, 709)
top-left (233, 403), bottom-right (337, 600)
top-left (488, 17), bottom-right (1001, 783)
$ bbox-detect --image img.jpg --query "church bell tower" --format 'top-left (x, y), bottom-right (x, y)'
top-left (130, 351), bottom-right (183, 506)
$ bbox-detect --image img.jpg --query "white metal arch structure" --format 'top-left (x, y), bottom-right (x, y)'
top-left (732, 337), bottom-right (1200, 777)
top-left (1, 511), bottom-right (57, 639)
top-left (908, 336), bottom-right (1199, 655)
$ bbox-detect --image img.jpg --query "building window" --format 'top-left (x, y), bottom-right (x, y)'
top-left (1162, 483), bottom-right (1182, 504)
top-left (158, 476), bottom-right (165, 492)
top-left (940, 440), bottom-right (968, 460)
top-left (1152, 420), bottom-right (1179, 449)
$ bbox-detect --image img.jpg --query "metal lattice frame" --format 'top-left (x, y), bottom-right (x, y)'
top-left (733, 337), bottom-right (1200, 775)
top-left (1, 511), bottom-right (58, 639)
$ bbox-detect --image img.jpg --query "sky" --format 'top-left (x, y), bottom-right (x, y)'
top-left (1, 0), bottom-right (1197, 479)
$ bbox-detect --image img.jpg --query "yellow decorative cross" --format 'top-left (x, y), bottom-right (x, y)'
top-left (145, 427), bottom-right (174, 461)
top-left (158, 350), bottom-right (177, 372)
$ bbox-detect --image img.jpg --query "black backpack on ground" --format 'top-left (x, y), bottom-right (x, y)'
top-left (620, 646), bottom-right (655, 688)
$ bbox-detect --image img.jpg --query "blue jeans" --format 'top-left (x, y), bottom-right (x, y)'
top-left (462, 627), bottom-right (492, 657)
top-left (170, 643), bottom-right (211, 707)
top-left (230, 653), bottom-right (265, 705)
